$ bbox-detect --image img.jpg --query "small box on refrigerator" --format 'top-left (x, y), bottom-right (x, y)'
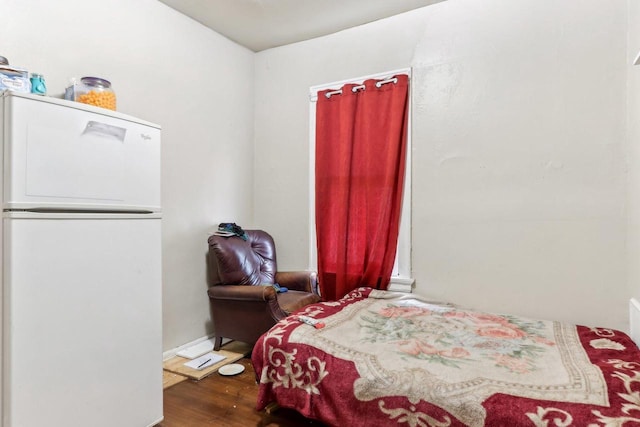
top-left (0, 64), bottom-right (30, 93)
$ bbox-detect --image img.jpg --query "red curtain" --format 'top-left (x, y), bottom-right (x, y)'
top-left (315, 74), bottom-right (409, 301)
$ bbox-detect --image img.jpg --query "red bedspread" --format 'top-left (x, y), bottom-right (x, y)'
top-left (252, 288), bottom-right (640, 426)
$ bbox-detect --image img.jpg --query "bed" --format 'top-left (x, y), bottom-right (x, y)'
top-left (252, 287), bottom-right (640, 426)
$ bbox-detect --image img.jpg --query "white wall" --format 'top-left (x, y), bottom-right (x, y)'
top-left (0, 0), bottom-right (255, 350)
top-left (412, 0), bottom-right (627, 330)
top-left (255, 0), bottom-right (631, 331)
top-left (628, 1), bottom-right (640, 304)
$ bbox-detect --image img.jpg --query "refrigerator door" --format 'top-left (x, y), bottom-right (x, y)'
top-left (2, 213), bottom-right (163, 427)
top-left (2, 92), bottom-right (160, 212)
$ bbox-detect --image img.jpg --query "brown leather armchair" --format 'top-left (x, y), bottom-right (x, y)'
top-left (207, 230), bottom-right (321, 350)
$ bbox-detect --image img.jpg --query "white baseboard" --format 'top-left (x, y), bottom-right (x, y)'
top-left (163, 335), bottom-right (230, 361)
top-left (630, 298), bottom-right (640, 347)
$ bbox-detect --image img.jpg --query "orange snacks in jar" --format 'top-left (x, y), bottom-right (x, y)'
top-left (76, 77), bottom-right (116, 111)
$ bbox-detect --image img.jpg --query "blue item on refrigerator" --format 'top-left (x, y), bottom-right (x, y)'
top-left (30, 73), bottom-right (46, 95)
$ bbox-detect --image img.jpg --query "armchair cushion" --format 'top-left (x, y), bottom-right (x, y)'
top-left (275, 271), bottom-right (319, 294)
top-left (209, 230), bottom-right (276, 286)
top-left (276, 290), bottom-right (321, 313)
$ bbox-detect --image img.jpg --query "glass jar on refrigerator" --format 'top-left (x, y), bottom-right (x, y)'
top-left (75, 76), bottom-right (116, 111)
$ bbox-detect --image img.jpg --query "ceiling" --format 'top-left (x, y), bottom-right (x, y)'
top-left (158, 0), bottom-right (443, 52)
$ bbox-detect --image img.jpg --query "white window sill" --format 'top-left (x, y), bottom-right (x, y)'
top-left (388, 277), bottom-right (414, 293)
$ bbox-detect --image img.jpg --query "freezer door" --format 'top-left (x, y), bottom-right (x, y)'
top-left (3, 94), bottom-right (160, 211)
top-left (2, 214), bottom-right (163, 427)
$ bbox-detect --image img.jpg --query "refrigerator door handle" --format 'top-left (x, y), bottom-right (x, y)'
top-left (83, 121), bottom-right (127, 141)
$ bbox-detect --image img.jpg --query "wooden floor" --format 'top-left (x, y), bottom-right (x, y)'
top-left (158, 358), bottom-right (326, 427)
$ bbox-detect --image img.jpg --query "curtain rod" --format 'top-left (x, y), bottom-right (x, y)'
top-left (323, 77), bottom-right (399, 99)
top-left (310, 68), bottom-right (411, 102)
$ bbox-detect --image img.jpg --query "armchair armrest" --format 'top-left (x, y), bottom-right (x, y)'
top-left (207, 284), bottom-right (277, 301)
top-left (275, 271), bottom-right (319, 295)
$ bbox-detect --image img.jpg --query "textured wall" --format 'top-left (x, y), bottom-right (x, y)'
top-left (255, 0), bottom-right (630, 331)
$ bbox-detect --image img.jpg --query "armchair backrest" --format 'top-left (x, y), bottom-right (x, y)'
top-left (208, 229), bottom-right (277, 286)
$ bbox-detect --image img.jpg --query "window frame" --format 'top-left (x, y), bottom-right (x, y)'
top-left (308, 68), bottom-right (413, 292)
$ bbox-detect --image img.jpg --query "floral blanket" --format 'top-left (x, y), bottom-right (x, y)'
top-left (252, 288), bottom-right (640, 427)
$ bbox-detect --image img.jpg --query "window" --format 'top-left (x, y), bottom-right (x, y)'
top-left (308, 68), bottom-right (413, 293)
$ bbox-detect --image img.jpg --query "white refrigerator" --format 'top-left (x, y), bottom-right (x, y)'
top-left (0, 91), bottom-right (163, 427)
